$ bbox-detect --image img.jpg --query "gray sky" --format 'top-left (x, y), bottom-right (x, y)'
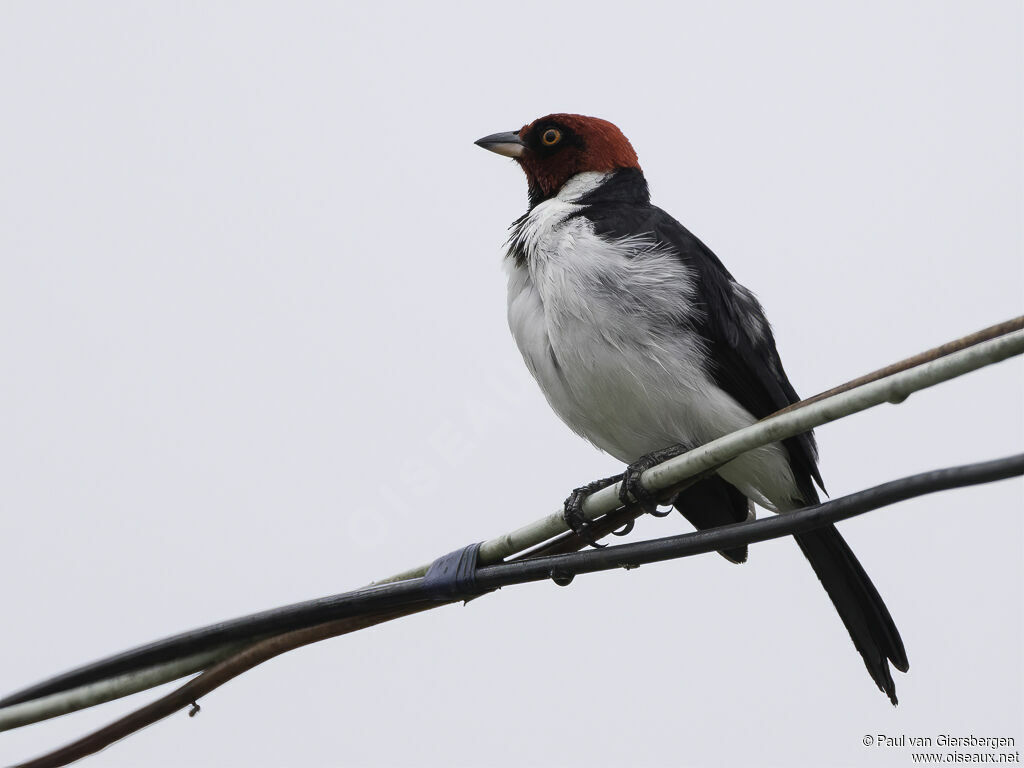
top-left (1, 2), bottom-right (1021, 766)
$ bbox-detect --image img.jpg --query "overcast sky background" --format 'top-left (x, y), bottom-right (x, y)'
top-left (1, 2), bottom-right (1021, 766)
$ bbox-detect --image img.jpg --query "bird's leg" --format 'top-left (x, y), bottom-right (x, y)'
top-left (563, 473), bottom-right (623, 547)
top-left (563, 443), bottom-right (692, 545)
top-left (619, 444), bottom-right (692, 516)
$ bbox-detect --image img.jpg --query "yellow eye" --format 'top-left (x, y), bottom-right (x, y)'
top-left (541, 128), bottom-right (562, 146)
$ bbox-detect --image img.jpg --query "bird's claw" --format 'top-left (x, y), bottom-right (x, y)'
top-left (563, 474), bottom-right (623, 549)
top-left (618, 444), bottom-right (690, 517)
top-left (618, 463), bottom-right (661, 514)
top-left (562, 447), bottom-right (688, 547)
top-left (612, 519), bottom-right (635, 536)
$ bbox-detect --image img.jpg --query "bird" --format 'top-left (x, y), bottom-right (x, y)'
top-left (475, 113), bottom-right (909, 704)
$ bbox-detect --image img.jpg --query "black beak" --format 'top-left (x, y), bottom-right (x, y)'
top-left (474, 131), bottom-right (525, 159)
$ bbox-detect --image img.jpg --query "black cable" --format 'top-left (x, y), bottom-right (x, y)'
top-left (473, 453), bottom-right (1024, 588)
top-left (3, 453), bottom-right (1021, 709)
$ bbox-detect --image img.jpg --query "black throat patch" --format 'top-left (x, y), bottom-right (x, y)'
top-left (505, 169), bottom-right (652, 268)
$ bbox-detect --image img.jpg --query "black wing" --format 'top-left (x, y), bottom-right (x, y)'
top-left (579, 174), bottom-right (910, 701)
top-left (581, 178), bottom-right (824, 503)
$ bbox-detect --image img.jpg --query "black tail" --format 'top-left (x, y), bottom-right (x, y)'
top-left (672, 476), bottom-right (752, 564)
top-left (794, 525), bottom-right (909, 704)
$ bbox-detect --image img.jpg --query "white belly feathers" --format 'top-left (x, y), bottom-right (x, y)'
top-left (504, 172), bottom-right (799, 511)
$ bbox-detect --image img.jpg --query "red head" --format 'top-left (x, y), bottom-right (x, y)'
top-left (476, 114), bottom-right (641, 204)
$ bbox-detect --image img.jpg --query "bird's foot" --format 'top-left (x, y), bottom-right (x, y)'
top-left (619, 444), bottom-right (691, 516)
top-left (563, 474), bottom-right (623, 548)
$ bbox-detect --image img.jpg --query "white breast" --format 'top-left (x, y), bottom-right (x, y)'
top-left (504, 172), bottom-right (799, 511)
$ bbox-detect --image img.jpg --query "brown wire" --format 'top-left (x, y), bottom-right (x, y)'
top-left (772, 316), bottom-right (1023, 416)
top-left (12, 315), bottom-right (1023, 768)
top-left (8, 605), bottom-right (443, 768)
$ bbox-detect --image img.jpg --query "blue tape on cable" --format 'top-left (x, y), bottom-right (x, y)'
top-left (423, 542), bottom-right (485, 600)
